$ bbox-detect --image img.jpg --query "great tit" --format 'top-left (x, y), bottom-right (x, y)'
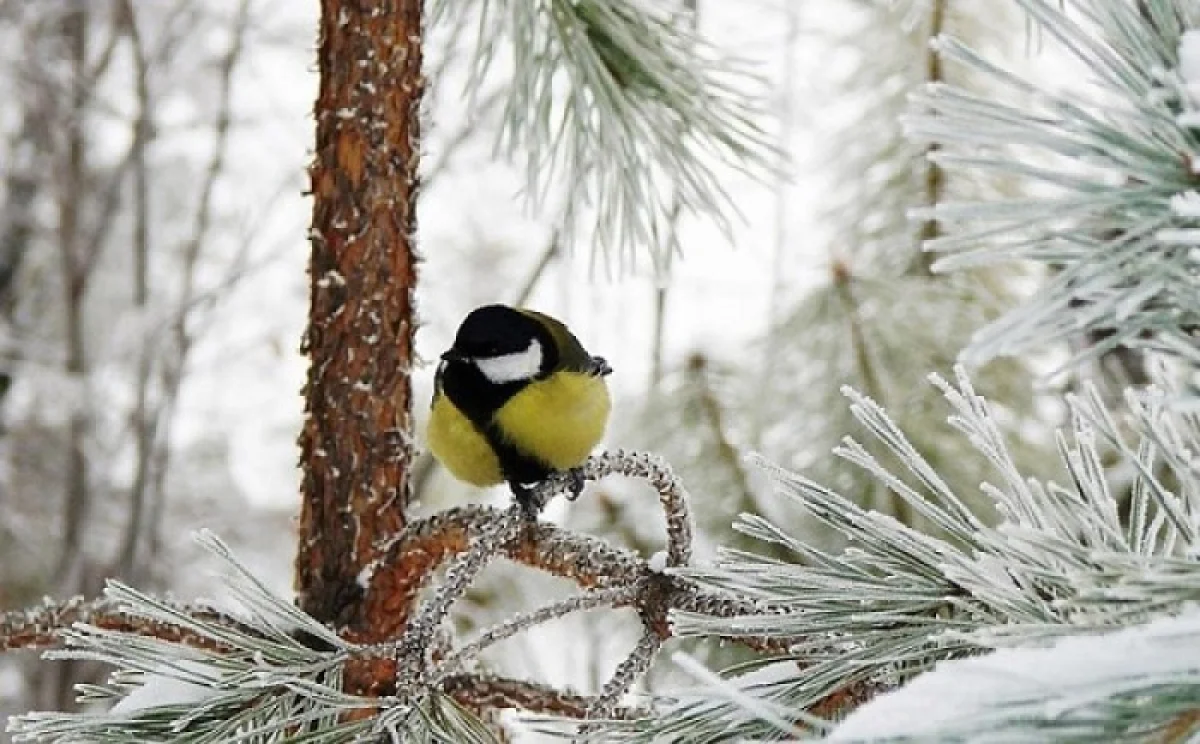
top-left (427, 304), bottom-right (612, 513)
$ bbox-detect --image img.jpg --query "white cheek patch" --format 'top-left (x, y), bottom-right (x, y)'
top-left (476, 338), bottom-right (543, 384)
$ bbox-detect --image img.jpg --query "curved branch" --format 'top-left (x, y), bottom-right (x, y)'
top-left (365, 450), bottom-right (693, 629)
top-left (433, 585), bottom-right (639, 677)
top-left (588, 630), bottom-right (662, 719)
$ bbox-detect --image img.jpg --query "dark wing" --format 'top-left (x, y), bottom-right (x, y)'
top-left (589, 356), bottom-right (612, 377)
top-left (516, 308), bottom-right (612, 377)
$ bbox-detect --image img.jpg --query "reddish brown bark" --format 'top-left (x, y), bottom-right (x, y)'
top-left (296, 0), bottom-right (422, 644)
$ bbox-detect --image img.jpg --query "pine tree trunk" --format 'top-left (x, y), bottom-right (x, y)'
top-left (296, 0), bottom-right (422, 677)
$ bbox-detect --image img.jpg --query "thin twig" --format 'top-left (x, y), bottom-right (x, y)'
top-left (148, 0), bottom-right (255, 559)
top-left (423, 85), bottom-right (507, 185)
top-left (587, 630), bottom-right (662, 719)
top-left (0, 596), bottom-right (245, 652)
top-left (433, 585), bottom-right (639, 677)
top-left (513, 226), bottom-right (562, 307)
top-left (393, 504), bottom-right (527, 687)
top-left (114, 0), bottom-right (155, 580)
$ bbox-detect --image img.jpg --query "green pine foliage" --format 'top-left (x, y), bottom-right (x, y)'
top-left (913, 0), bottom-right (1200, 378)
top-left (587, 367), bottom-right (1199, 741)
top-left (432, 0), bottom-right (778, 273)
top-left (588, 0), bottom-right (1200, 739)
top-left (744, 0), bottom-right (1052, 536)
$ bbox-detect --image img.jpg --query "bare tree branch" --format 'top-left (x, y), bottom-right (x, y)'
top-left (146, 0), bottom-right (255, 564)
top-left (54, 2), bottom-right (94, 598)
top-left (114, 0), bottom-right (155, 581)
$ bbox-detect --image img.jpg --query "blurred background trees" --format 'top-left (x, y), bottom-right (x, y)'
top-left (0, 0), bottom-right (308, 717)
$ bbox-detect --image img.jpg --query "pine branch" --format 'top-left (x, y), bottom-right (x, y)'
top-left (431, 0), bottom-right (777, 272)
top-left (910, 0), bottom-right (1200, 373)
top-left (441, 673), bottom-right (647, 721)
top-left (361, 451), bottom-right (695, 625)
top-left (434, 587), bottom-right (640, 676)
top-left (588, 631), bottom-right (661, 719)
top-left (584, 366), bottom-right (1200, 741)
top-left (0, 596), bottom-right (246, 653)
top-left (3, 452), bottom-right (778, 740)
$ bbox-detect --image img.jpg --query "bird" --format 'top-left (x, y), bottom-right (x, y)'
top-left (426, 304), bottom-right (612, 514)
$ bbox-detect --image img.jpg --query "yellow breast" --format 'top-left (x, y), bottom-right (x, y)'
top-left (427, 394), bottom-right (505, 486)
top-left (426, 371), bottom-right (611, 488)
top-left (493, 371), bottom-right (611, 471)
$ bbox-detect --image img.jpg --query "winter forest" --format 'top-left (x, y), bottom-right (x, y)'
top-left (0, 0), bottom-right (1198, 741)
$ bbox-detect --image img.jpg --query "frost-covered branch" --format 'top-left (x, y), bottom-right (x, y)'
top-left (0, 597), bottom-right (244, 654)
top-left (391, 503), bottom-right (527, 689)
top-left (910, 0), bottom-right (1200, 373)
top-left (441, 673), bottom-right (647, 721)
top-left (588, 630), bottom-right (662, 719)
top-left (432, 0), bottom-right (777, 272)
top-left (5, 452), bottom-right (770, 738)
top-left (585, 365), bottom-right (1200, 741)
top-left (434, 586), bottom-right (639, 677)
top-left (364, 450), bottom-right (695, 623)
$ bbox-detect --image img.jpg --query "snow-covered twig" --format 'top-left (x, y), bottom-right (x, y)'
top-left (392, 503), bottom-right (526, 689)
top-left (0, 595), bottom-right (248, 653)
top-left (588, 630), bottom-right (662, 719)
top-left (432, 585), bottom-right (639, 677)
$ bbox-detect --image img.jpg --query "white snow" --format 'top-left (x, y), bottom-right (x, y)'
top-left (647, 550), bottom-right (669, 572)
top-left (1155, 228), bottom-right (1200, 245)
top-left (357, 559), bottom-right (379, 589)
top-left (1178, 31), bottom-right (1200, 114)
top-left (1169, 190), bottom-right (1200, 218)
top-left (827, 609), bottom-right (1200, 740)
top-left (109, 661), bottom-right (217, 715)
top-left (1179, 30), bottom-right (1200, 85)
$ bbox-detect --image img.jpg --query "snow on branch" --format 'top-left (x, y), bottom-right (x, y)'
top-left (828, 609), bottom-right (1200, 742)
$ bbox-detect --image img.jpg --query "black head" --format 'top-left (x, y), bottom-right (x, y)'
top-left (442, 305), bottom-right (554, 384)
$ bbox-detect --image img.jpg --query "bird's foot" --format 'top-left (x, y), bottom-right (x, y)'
top-left (511, 468), bottom-right (588, 517)
top-left (563, 466), bottom-right (587, 501)
top-left (510, 482), bottom-right (543, 521)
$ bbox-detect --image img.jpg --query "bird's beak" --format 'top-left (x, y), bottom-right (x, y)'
top-left (440, 349), bottom-right (467, 363)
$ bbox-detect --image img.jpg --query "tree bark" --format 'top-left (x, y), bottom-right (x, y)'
top-left (296, 0), bottom-right (422, 655)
